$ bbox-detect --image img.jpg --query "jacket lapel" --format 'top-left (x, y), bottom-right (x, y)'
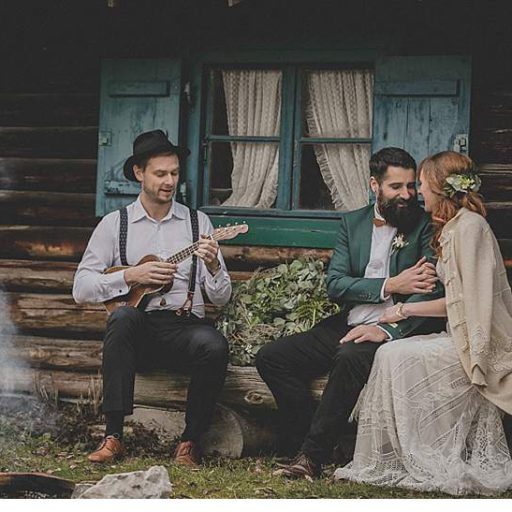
top-left (357, 206), bottom-right (375, 274)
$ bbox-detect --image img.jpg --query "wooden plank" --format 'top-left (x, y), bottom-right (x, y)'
top-left (479, 164), bottom-right (512, 202)
top-left (0, 259), bottom-right (256, 293)
top-left (0, 127), bottom-right (98, 158)
top-left (0, 93), bottom-right (98, 126)
top-left (473, 128), bottom-right (512, 164)
top-left (0, 158), bottom-right (97, 193)
top-left (0, 226), bottom-right (91, 261)
top-left (486, 202), bottom-right (512, 240)
top-left (0, 190), bottom-right (97, 227)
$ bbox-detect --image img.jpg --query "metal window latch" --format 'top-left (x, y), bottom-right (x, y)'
top-left (453, 134), bottom-right (468, 154)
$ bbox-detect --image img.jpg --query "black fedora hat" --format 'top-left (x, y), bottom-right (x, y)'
top-left (123, 129), bottom-right (191, 182)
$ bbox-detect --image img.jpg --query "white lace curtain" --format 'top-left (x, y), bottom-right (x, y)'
top-left (221, 70), bottom-right (281, 208)
top-left (306, 69), bottom-right (374, 210)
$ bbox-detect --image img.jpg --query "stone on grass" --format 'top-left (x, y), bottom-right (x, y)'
top-left (71, 465), bottom-right (172, 499)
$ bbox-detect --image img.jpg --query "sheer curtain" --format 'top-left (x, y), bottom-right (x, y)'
top-left (306, 70), bottom-right (374, 210)
top-left (221, 70), bottom-right (281, 208)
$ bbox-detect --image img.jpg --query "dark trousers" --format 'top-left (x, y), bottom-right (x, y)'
top-left (256, 312), bottom-right (377, 463)
top-left (102, 306), bottom-right (229, 442)
top-left (256, 312), bottom-right (446, 464)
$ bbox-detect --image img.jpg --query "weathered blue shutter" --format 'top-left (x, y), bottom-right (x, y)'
top-left (372, 56), bottom-right (471, 165)
top-left (96, 59), bottom-right (182, 216)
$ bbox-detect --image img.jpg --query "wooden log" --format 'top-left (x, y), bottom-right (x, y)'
top-left (0, 93), bottom-right (98, 127)
top-left (6, 339), bottom-right (328, 412)
top-left (127, 404), bottom-right (275, 458)
top-left (0, 127), bottom-right (98, 159)
top-left (485, 202), bottom-right (512, 240)
top-left (0, 260), bottom-right (255, 293)
top-left (0, 226), bottom-right (91, 261)
top-left (0, 158), bottom-right (97, 193)
top-left (5, 292), bottom-right (222, 336)
top-left (6, 335), bottom-right (102, 371)
top-left (0, 260), bottom-right (77, 292)
top-left (221, 245), bottom-right (333, 269)
top-left (473, 128), bottom-right (512, 164)
top-left (479, 164), bottom-right (512, 202)
top-left (0, 190), bottom-right (97, 227)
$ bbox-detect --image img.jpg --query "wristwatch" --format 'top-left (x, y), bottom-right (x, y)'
top-left (395, 302), bottom-right (408, 320)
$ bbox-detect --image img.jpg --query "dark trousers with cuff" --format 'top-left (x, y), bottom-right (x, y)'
top-left (101, 306), bottom-right (229, 442)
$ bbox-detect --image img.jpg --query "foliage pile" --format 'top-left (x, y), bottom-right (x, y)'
top-left (217, 259), bottom-right (339, 366)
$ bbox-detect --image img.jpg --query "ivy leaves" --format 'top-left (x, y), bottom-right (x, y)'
top-left (217, 259), bottom-right (339, 366)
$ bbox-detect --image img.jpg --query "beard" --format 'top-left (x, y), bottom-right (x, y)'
top-left (378, 192), bottom-right (423, 234)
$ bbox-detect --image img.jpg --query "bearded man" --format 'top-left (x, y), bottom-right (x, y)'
top-left (256, 147), bottom-right (446, 479)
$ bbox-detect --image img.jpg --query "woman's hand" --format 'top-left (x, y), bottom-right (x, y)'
top-left (379, 303), bottom-right (408, 324)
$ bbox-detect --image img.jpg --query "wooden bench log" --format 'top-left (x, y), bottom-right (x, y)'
top-left (0, 190), bottom-right (97, 227)
top-left (5, 336), bottom-right (327, 411)
top-left (0, 158), bottom-right (97, 193)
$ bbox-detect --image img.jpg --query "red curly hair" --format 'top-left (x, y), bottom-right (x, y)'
top-left (418, 151), bottom-right (486, 256)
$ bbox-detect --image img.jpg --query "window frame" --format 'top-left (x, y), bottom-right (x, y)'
top-left (184, 48), bottom-right (379, 247)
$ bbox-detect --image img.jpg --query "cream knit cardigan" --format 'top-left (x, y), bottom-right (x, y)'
top-left (440, 207), bottom-right (512, 415)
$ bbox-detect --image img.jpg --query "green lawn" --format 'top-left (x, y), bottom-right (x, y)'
top-left (0, 400), bottom-right (510, 499)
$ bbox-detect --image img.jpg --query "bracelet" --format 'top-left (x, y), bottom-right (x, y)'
top-left (395, 302), bottom-right (408, 320)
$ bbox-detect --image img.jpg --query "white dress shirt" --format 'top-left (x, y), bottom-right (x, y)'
top-left (347, 205), bottom-right (396, 336)
top-left (73, 196), bottom-right (232, 317)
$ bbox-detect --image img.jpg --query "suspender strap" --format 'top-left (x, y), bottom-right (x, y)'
top-left (119, 206), bottom-right (128, 266)
top-left (176, 208), bottom-right (199, 317)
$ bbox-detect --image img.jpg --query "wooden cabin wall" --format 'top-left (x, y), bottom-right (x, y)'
top-left (0, 1), bottom-right (511, 426)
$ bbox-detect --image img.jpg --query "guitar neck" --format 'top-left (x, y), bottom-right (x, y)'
top-left (166, 233), bottom-right (220, 265)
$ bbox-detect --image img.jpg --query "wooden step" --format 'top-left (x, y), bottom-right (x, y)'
top-left (0, 157), bottom-right (97, 193)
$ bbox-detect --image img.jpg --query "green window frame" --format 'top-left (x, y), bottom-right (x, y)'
top-left (185, 49), bottom-right (378, 248)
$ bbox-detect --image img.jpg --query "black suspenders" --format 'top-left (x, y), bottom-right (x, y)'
top-left (118, 206), bottom-right (199, 315)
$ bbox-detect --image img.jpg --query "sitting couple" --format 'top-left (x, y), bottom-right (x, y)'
top-left (257, 147), bottom-right (512, 495)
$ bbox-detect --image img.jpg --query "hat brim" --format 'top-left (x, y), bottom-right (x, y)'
top-left (123, 145), bottom-right (191, 182)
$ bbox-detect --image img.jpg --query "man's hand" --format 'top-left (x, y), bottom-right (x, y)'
top-left (385, 256), bottom-right (437, 295)
top-left (340, 325), bottom-right (388, 344)
top-left (195, 235), bottom-right (221, 274)
top-left (124, 261), bottom-right (177, 286)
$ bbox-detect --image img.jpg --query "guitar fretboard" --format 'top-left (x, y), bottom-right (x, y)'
top-left (165, 232), bottom-right (223, 264)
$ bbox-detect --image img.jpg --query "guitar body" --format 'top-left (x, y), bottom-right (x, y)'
top-left (103, 254), bottom-right (173, 315)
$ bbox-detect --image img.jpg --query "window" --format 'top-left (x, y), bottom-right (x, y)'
top-left (202, 65), bottom-right (374, 217)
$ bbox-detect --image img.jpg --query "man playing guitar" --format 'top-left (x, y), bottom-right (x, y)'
top-left (73, 130), bottom-right (233, 466)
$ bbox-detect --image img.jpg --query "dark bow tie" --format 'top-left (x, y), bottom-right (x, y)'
top-left (373, 218), bottom-right (386, 227)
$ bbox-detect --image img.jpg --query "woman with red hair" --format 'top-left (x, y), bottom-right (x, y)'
top-left (334, 151), bottom-right (512, 495)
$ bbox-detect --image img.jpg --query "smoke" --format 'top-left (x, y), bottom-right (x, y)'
top-left (0, 288), bottom-right (23, 396)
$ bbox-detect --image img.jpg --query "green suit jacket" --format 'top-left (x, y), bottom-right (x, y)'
top-left (326, 204), bottom-right (445, 339)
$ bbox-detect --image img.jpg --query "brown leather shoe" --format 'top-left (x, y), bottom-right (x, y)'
top-left (173, 441), bottom-right (201, 467)
top-left (274, 452), bottom-right (321, 479)
top-left (87, 435), bottom-right (124, 463)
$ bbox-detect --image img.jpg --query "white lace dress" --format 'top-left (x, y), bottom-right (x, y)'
top-left (334, 264), bottom-right (512, 495)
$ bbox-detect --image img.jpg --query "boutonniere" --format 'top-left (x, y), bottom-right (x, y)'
top-left (391, 233), bottom-right (409, 253)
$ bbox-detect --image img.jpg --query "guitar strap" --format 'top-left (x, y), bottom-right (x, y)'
top-left (176, 208), bottom-right (199, 316)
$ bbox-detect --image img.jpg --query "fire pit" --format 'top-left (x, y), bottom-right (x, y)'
top-left (0, 472), bottom-right (75, 499)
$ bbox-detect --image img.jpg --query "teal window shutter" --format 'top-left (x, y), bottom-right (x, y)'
top-left (96, 58), bottom-right (182, 216)
top-left (372, 55), bottom-right (471, 166)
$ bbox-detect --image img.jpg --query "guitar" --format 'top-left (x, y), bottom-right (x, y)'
top-left (103, 223), bottom-right (249, 315)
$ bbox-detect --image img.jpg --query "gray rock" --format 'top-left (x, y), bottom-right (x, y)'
top-left (72, 465), bottom-right (172, 499)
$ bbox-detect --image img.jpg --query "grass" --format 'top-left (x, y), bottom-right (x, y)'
top-left (0, 399), bottom-right (510, 499)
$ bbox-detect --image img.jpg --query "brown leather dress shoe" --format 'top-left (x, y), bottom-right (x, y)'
top-left (173, 440), bottom-right (201, 467)
top-left (274, 452), bottom-right (321, 479)
top-left (87, 435), bottom-right (124, 463)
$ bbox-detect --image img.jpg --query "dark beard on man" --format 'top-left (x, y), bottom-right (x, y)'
top-left (378, 193), bottom-right (423, 234)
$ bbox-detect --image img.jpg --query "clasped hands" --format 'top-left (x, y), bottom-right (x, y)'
top-left (124, 235), bottom-right (220, 287)
top-left (340, 256), bottom-right (438, 345)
